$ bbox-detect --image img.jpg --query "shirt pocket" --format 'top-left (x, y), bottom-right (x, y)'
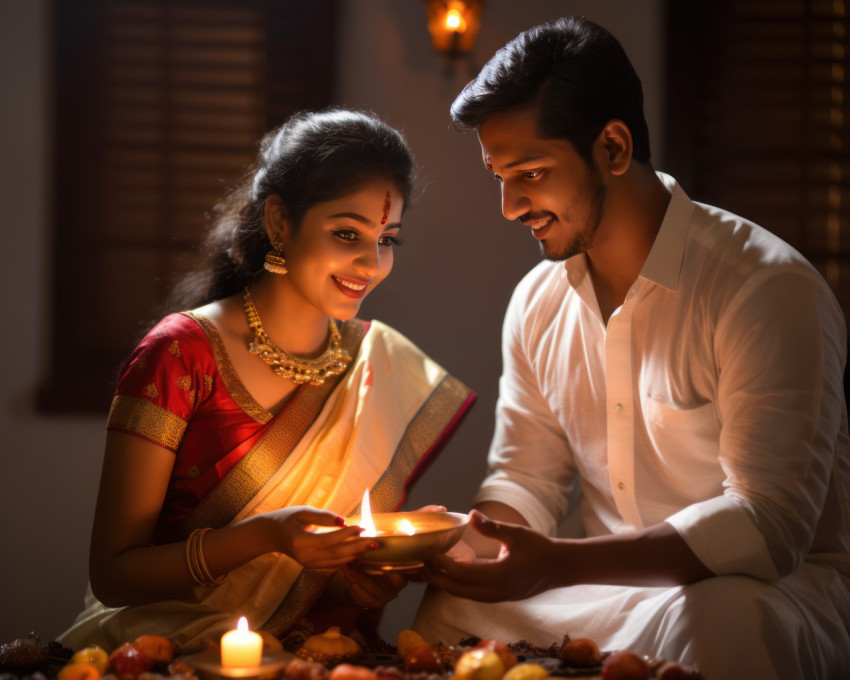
top-left (644, 397), bottom-right (723, 489)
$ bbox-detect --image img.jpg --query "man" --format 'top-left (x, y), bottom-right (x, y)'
top-left (413, 17), bottom-right (850, 680)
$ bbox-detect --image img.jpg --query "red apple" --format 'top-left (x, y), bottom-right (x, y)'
top-left (559, 637), bottom-right (601, 667)
top-left (600, 650), bottom-right (650, 680)
top-left (657, 661), bottom-right (702, 680)
top-left (106, 643), bottom-right (154, 679)
top-left (403, 643), bottom-right (443, 673)
top-left (476, 639), bottom-right (517, 671)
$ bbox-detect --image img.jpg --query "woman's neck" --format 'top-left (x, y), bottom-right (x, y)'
top-left (246, 275), bottom-right (331, 358)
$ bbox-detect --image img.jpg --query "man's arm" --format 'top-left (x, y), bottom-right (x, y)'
top-left (425, 508), bottom-right (713, 602)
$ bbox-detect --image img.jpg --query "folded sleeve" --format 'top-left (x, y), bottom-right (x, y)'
top-left (473, 279), bottom-right (577, 537)
top-left (670, 266), bottom-right (847, 579)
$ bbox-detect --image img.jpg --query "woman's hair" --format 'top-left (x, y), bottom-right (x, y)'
top-left (166, 108), bottom-right (417, 310)
top-left (450, 17), bottom-right (651, 167)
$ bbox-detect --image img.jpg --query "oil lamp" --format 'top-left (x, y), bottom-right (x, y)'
top-left (345, 489), bottom-right (469, 573)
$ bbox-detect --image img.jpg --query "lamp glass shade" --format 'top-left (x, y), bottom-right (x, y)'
top-left (425, 0), bottom-right (483, 56)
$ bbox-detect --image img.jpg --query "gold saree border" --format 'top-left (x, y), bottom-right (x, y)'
top-left (185, 311), bottom-right (272, 425)
top-left (107, 395), bottom-right (188, 452)
top-left (368, 374), bottom-right (472, 514)
top-left (181, 320), bottom-right (367, 534)
top-left (261, 373), bottom-right (474, 637)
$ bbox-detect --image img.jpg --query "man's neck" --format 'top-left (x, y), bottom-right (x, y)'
top-left (586, 168), bottom-right (671, 324)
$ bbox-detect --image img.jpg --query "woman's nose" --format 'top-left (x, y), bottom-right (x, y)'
top-left (354, 242), bottom-right (380, 277)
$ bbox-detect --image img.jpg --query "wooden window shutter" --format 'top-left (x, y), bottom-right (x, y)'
top-left (42, 0), bottom-right (337, 412)
top-left (666, 0), bottom-right (850, 327)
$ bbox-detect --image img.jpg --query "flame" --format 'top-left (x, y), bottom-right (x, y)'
top-left (398, 518), bottom-right (416, 535)
top-left (360, 489), bottom-right (377, 537)
top-left (445, 8), bottom-right (467, 32)
top-left (237, 616), bottom-right (250, 633)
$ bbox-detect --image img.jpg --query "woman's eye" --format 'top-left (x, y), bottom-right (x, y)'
top-left (522, 170), bottom-right (541, 179)
top-left (333, 230), bottom-right (357, 242)
top-left (379, 235), bottom-right (403, 248)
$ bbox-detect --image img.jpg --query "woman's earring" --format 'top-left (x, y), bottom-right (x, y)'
top-left (264, 234), bottom-right (287, 275)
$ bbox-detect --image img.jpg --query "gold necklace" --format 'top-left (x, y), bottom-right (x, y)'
top-left (242, 289), bottom-right (350, 385)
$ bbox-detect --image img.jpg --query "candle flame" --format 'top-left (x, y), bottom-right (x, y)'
top-left (399, 518), bottom-right (416, 535)
top-left (360, 489), bottom-right (377, 537)
top-left (237, 616), bottom-right (249, 633)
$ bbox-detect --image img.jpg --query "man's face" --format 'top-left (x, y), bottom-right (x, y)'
top-left (478, 106), bottom-right (607, 262)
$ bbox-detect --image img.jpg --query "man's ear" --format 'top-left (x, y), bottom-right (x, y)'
top-left (595, 120), bottom-right (633, 176)
top-left (263, 194), bottom-right (292, 245)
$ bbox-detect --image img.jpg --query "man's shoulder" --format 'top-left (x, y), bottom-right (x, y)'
top-left (684, 201), bottom-right (838, 313)
top-left (690, 201), bottom-right (808, 268)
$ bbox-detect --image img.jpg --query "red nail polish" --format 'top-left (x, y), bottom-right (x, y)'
top-left (368, 542), bottom-right (380, 550)
top-left (335, 517), bottom-right (346, 527)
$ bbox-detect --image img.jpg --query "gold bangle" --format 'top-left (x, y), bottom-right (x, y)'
top-left (186, 527), bottom-right (226, 587)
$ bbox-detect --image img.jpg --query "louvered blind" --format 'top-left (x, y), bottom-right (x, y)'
top-left (667, 0), bottom-right (850, 319)
top-left (43, 0), bottom-right (337, 411)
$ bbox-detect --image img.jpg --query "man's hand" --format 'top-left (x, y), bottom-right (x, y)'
top-left (422, 509), bottom-right (559, 602)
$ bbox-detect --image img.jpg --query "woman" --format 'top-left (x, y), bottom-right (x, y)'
top-left (59, 109), bottom-right (474, 653)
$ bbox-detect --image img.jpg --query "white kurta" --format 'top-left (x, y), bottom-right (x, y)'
top-left (414, 174), bottom-right (850, 680)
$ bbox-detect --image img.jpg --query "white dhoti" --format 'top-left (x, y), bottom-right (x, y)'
top-left (412, 561), bottom-right (850, 680)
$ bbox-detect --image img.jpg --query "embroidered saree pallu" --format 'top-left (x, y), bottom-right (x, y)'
top-left (59, 314), bottom-right (474, 652)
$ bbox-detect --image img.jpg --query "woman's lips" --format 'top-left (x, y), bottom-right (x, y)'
top-left (333, 275), bottom-right (369, 299)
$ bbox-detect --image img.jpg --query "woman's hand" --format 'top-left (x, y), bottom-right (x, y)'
top-left (265, 506), bottom-right (376, 569)
top-left (342, 564), bottom-right (407, 608)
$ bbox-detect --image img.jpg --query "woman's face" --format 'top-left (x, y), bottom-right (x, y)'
top-left (280, 177), bottom-right (404, 320)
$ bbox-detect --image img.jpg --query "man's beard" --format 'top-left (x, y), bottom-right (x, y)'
top-left (542, 166), bottom-right (608, 262)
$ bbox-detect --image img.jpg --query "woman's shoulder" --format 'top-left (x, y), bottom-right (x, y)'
top-left (139, 312), bottom-right (210, 351)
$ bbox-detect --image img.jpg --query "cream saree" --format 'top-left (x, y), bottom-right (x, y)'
top-left (59, 319), bottom-right (473, 653)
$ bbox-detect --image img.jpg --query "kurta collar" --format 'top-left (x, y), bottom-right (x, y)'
top-left (639, 172), bottom-right (696, 292)
top-left (562, 172), bottom-right (695, 293)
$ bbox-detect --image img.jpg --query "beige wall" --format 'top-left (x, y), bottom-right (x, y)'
top-left (0, 0), bottom-right (664, 644)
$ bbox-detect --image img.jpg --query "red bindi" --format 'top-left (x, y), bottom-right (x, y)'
top-left (381, 190), bottom-right (391, 224)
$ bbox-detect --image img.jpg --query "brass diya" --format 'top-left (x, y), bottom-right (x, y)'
top-left (322, 511), bottom-right (469, 574)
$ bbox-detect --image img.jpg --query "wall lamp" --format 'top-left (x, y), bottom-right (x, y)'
top-left (425, 0), bottom-right (484, 59)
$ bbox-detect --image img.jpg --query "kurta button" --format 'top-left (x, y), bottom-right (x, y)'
top-left (617, 481), bottom-right (625, 490)
top-left (615, 402), bottom-right (624, 413)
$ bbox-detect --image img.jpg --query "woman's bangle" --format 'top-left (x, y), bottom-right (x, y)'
top-left (186, 527), bottom-right (227, 587)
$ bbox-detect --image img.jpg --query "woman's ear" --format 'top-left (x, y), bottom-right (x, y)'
top-left (263, 194), bottom-right (291, 245)
top-left (595, 120), bottom-right (633, 176)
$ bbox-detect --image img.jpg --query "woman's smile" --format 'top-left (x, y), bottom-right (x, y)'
top-left (332, 274), bottom-right (371, 298)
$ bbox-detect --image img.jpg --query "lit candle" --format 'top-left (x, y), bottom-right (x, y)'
top-left (221, 616), bottom-right (263, 668)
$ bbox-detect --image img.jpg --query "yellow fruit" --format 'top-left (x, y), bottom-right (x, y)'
top-left (258, 631), bottom-right (283, 654)
top-left (503, 663), bottom-right (549, 680)
top-left (453, 649), bottom-right (506, 680)
top-left (69, 647), bottom-right (109, 675)
top-left (396, 629), bottom-right (426, 659)
top-left (57, 662), bottom-right (101, 680)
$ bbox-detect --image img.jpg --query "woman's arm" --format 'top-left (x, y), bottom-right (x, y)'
top-left (90, 431), bottom-right (374, 607)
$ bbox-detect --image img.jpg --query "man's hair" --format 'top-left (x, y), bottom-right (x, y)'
top-left (450, 16), bottom-right (651, 167)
